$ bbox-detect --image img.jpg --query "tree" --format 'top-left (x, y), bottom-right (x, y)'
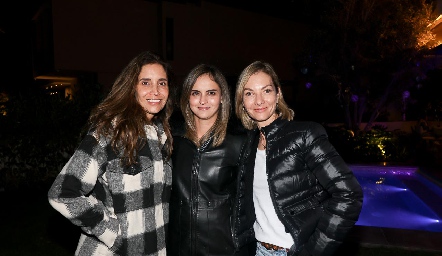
top-left (296, 0), bottom-right (439, 131)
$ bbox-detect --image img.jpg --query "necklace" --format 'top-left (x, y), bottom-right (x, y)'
top-left (259, 131), bottom-right (266, 149)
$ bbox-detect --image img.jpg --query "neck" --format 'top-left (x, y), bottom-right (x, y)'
top-left (194, 118), bottom-right (216, 140)
top-left (257, 113), bottom-right (277, 130)
top-left (258, 130), bottom-right (266, 150)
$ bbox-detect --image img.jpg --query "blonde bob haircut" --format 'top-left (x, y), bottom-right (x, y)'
top-left (235, 61), bottom-right (294, 130)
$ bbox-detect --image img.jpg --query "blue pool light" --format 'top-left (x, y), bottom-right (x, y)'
top-left (351, 165), bottom-right (442, 232)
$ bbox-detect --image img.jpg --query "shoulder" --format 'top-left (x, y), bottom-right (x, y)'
top-left (171, 123), bottom-right (185, 137)
top-left (225, 131), bottom-right (247, 145)
top-left (270, 120), bottom-right (328, 148)
top-left (282, 120), bottom-right (326, 136)
top-left (216, 133), bottom-right (247, 157)
top-left (81, 128), bottom-right (107, 148)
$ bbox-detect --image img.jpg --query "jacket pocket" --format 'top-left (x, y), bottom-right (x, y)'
top-left (285, 194), bottom-right (323, 216)
top-left (284, 196), bottom-right (327, 246)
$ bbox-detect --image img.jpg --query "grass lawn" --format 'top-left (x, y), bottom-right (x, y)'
top-left (1, 187), bottom-right (441, 256)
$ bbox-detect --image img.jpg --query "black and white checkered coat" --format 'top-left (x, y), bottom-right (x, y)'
top-left (48, 123), bottom-right (172, 256)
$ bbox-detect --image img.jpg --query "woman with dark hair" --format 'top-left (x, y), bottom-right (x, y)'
top-left (167, 64), bottom-right (250, 255)
top-left (233, 61), bottom-right (363, 256)
top-left (48, 51), bottom-right (174, 256)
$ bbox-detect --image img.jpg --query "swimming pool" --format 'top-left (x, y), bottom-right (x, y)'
top-left (351, 165), bottom-right (442, 232)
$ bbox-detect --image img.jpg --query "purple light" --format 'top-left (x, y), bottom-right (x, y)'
top-left (351, 165), bottom-right (442, 232)
top-left (351, 95), bottom-right (359, 102)
top-left (305, 82), bottom-right (312, 89)
top-left (402, 91), bottom-right (410, 99)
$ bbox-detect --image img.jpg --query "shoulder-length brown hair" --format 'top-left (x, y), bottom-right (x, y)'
top-left (235, 61), bottom-right (294, 130)
top-left (89, 51), bottom-right (174, 165)
top-left (180, 64), bottom-right (230, 147)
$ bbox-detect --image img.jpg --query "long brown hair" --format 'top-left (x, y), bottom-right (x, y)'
top-left (89, 51), bottom-right (174, 165)
top-left (180, 64), bottom-right (230, 147)
top-left (235, 61), bottom-right (294, 130)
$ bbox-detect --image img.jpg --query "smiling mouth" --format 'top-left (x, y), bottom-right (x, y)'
top-left (147, 99), bottom-right (161, 103)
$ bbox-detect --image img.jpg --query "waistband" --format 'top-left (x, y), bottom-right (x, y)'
top-left (259, 241), bottom-right (289, 252)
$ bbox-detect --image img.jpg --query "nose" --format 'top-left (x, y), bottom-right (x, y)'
top-left (150, 85), bottom-right (159, 96)
top-left (200, 94), bottom-right (207, 105)
top-left (255, 93), bottom-right (264, 105)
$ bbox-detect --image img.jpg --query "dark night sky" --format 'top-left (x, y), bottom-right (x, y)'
top-left (0, 0), bottom-right (47, 92)
top-left (1, 0), bottom-right (440, 93)
top-left (0, 0), bottom-right (320, 93)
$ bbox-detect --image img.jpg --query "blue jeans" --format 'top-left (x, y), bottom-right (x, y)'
top-left (256, 242), bottom-right (288, 256)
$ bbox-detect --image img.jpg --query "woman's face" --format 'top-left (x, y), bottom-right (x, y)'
top-left (242, 71), bottom-right (279, 128)
top-left (189, 74), bottom-right (222, 125)
top-left (136, 63), bottom-right (169, 120)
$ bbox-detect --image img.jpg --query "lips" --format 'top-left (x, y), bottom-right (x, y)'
top-left (254, 107), bottom-right (267, 112)
top-left (147, 99), bottom-right (161, 103)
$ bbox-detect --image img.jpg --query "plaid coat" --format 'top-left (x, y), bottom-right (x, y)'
top-left (48, 124), bottom-right (172, 256)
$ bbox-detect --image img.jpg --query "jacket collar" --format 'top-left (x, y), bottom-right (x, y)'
top-left (256, 116), bottom-right (286, 137)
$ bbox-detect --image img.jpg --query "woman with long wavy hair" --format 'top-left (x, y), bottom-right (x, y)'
top-left (48, 51), bottom-right (174, 256)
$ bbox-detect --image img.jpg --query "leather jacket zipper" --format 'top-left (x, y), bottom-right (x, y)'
top-left (190, 147), bottom-right (201, 255)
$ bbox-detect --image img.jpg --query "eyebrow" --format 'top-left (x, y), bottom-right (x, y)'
top-left (139, 78), bottom-right (168, 82)
top-left (191, 89), bottom-right (218, 92)
top-left (244, 84), bottom-right (273, 90)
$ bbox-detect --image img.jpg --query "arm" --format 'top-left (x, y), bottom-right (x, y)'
top-left (302, 123), bottom-right (363, 256)
top-left (47, 133), bottom-right (120, 248)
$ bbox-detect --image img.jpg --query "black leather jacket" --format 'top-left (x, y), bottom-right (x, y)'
top-left (233, 118), bottom-right (363, 256)
top-left (168, 133), bottom-right (248, 256)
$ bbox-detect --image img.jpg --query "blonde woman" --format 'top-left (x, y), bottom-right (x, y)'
top-left (233, 61), bottom-right (363, 256)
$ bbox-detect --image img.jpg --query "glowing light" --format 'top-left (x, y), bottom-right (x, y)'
top-left (375, 177), bottom-right (385, 184)
top-left (351, 94), bottom-right (359, 102)
top-left (377, 144), bottom-right (386, 155)
top-left (305, 82), bottom-right (312, 89)
top-left (353, 165), bottom-right (442, 232)
top-left (402, 91), bottom-right (410, 99)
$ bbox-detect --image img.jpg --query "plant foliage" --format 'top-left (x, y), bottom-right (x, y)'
top-left (0, 83), bottom-right (103, 190)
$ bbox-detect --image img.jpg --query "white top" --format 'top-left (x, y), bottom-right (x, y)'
top-left (253, 149), bottom-right (294, 249)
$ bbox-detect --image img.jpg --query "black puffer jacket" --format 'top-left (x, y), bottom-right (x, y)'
top-left (168, 133), bottom-right (248, 256)
top-left (233, 118), bottom-right (363, 256)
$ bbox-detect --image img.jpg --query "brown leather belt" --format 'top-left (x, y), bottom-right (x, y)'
top-left (260, 241), bottom-right (289, 252)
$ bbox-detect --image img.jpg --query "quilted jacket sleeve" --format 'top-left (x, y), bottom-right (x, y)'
top-left (301, 123), bottom-right (363, 256)
top-left (47, 133), bottom-right (120, 248)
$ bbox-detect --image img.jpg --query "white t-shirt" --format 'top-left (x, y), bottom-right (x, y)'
top-left (253, 149), bottom-right (294, 249)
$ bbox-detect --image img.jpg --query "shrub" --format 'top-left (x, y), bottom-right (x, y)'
top-left (326, 125), bottom-right (417, 164)
top-left (0, 83), bottom-right (102, 190)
